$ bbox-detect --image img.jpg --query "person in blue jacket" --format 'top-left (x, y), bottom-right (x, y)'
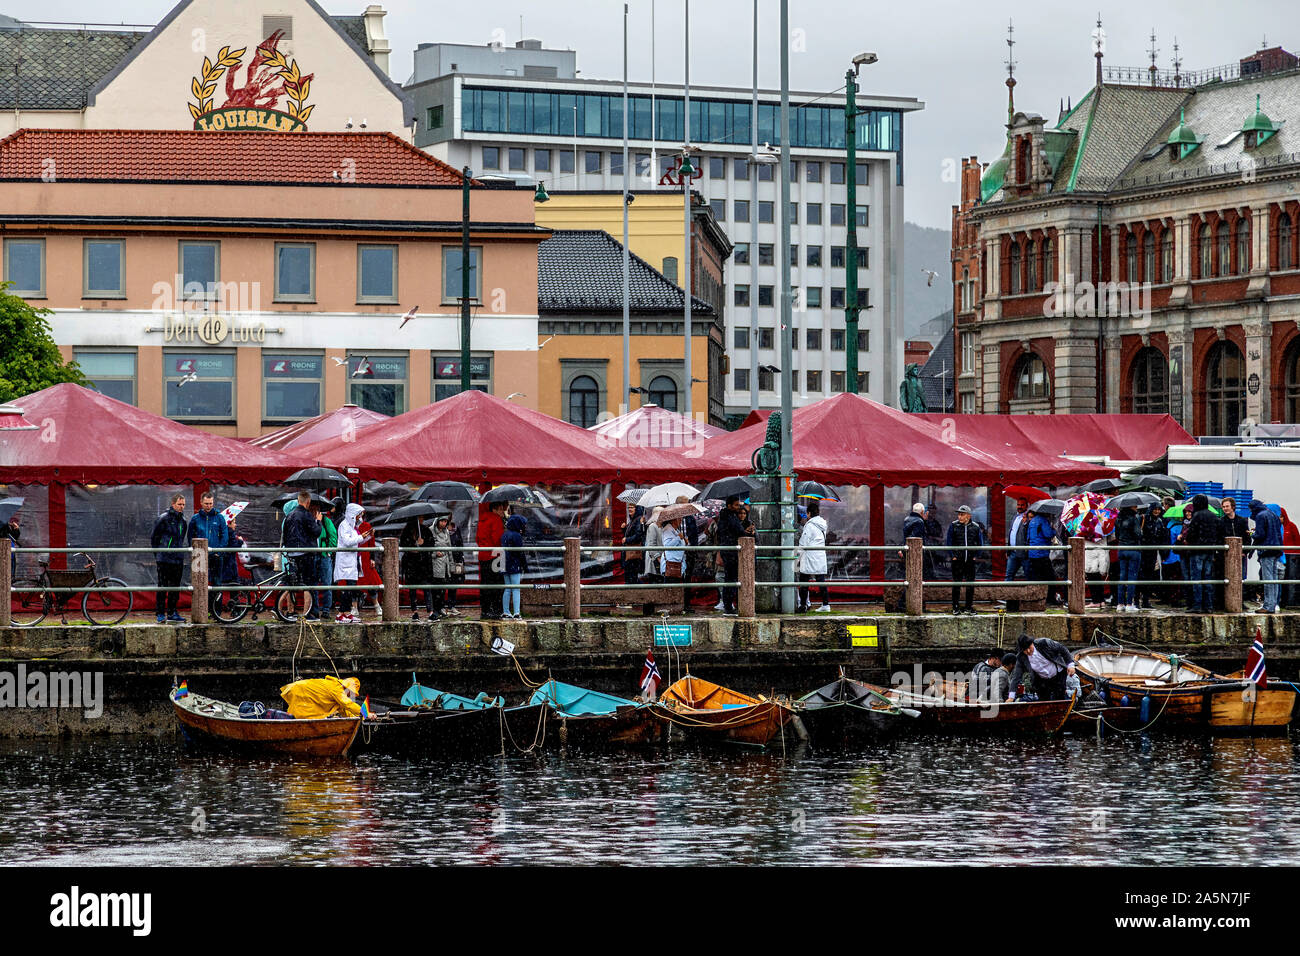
top-left (187, 492), bottom-right (229, 612)
top-left (1026, 510), bottom-right (1064, 607)
top-left (1250, 499), bottom-right (1283, 613)
top-left (501, 514), bottom-right (529, 620)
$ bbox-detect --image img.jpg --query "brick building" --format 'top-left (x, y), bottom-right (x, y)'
top-left (954, 42), bottom-right (1300, 435)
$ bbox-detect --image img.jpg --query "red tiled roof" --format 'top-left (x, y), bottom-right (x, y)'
top-left (0, 129), bottom-right (467, 186)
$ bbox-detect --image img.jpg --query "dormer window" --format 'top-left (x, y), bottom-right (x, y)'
top-left (1242, 94), bottom-right (1280, 149)
top-left (1167, 108), bottom-right (1202, 160)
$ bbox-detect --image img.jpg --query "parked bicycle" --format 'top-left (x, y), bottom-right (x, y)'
top-left (11, 552), bottom-right (132, 627)
top-left (211, 566), bottom-right (314, 624)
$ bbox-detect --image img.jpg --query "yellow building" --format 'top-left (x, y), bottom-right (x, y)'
top-left (534, 192), bottom-right (732, 425)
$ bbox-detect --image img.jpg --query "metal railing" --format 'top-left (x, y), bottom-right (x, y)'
top-left (0, 534), bottom-right (1275, 626)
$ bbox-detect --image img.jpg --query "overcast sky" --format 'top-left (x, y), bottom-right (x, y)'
top-left (30, 0), bottom-right (1293, 228)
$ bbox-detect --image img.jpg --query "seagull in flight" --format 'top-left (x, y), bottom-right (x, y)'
top-left (921, 269), bottom-right (940, 287)
top-left (174, 370), bottom-right (198, 388)
top-left (351, 357), bottom-right (371, 378)
top-left (398, 305), bottom-right (420, 329)
top-left (331, 356), bottom-right (347, 367)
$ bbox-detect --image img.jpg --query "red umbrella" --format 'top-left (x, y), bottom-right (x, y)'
top-left (1002, 484), bottom-right (1051, 502)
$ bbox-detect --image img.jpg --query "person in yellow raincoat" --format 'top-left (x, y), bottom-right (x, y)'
top-left (279, 675), bottom-right (363, 719)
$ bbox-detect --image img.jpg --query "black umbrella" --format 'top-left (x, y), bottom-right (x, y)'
top-left (1104, 491), bottom-right (1163, 511)
top-left (1080, 478), bottom-right (1128, 493)
top-left (1127, 474), bottom-right (1186, 496)
top-left (697, 475), bottom-right (764, 502)
top-left (482, 484), bottom-right (550, 507)
top-left (381, 501), bottom-right (451, 525)
top-left (286, 466), bottom-right (352, 491)
top-left (1028, 498), bottom-right (1067, 517)
top-left (412, 481), bottom-right (481, 504)
top-left (0, 496), bottom-right (22, 525)
top-left (796, 481), bottom-right (842, 502)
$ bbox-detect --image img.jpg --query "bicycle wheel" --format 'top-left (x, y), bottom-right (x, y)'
top-left (10, 579), bottom-right (49, 627)
top-left (274, 585), bottom-right (314, 624)
top-left (82, 577), bottom-right (131, 627)
top-left (211, 586), bottom-right (252, 624)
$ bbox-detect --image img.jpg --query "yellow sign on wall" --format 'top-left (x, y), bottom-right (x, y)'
top-left (847, 624), bottom-right (879, 648)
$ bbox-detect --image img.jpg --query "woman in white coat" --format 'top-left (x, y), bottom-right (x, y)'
top-left (333, 503), bottom-right (367, 623)
top-left (797, 500), bottom-right (831, 612)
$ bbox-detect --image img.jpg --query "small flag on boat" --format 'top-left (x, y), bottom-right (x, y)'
top-left (175, 681), bottom-right (188, 700)
top-left (1246, 628), bottom-right (1268, 687)
top-left (360, 696), bottom-right (371, 718)
top-left (640, 651), bottom-right (662, 700)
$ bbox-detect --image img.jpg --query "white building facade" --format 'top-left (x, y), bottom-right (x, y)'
top-left (405, 41), bottom-right (923, 417)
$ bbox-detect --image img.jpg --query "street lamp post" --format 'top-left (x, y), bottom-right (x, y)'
top-left (844, 52), bottom-right (877, 395)
top-left (682, 0), bottom-right (692, 421)
top-left (778, 0), bottom-right (795, 613)
top-left (461, 165), bottom-right (472, 393)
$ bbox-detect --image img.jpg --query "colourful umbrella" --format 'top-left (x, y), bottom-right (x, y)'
top-left (1061, 492), bottom-right (1116, 541)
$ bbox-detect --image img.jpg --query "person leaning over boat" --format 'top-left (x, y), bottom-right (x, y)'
top-left (1006, 634), bottom-right (1076, 702)
top-left (279, 675), bottom-right (363, 719)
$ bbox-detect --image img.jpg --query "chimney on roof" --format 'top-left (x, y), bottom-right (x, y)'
top-left (362, 5), bottom-right (391, 75)
top-left (516, 38), bottom-right (543, 50)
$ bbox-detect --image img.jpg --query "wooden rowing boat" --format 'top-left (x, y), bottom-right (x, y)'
top-left (1073, 647), bottom-right (1295, 732)
top-left (529, 679), bottom-right (667, 748)
top-left (864, 678), bottom-right (1076, 734)
top-left (356, 680), bottom-right (544, 757)
top-left (796, 672), bottom-right (919, 745)
top-left (656, 674), bottom-right (794, 747)
top-left (171, 688), bottom-right (359, 757)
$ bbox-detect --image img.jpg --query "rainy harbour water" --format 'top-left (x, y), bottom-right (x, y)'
top-left (3, 733), bottom-right (1300, 866)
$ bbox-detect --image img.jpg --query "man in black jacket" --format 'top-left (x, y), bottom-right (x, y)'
top-left (1006, 634), bottom-right (1076, 701)
top-left (1138, 504), bottom-right (1167, 608)
top-left (282, 492), bottom-right (323, 620)
top-left (150, 494), bottom-right (188, 623)
top-left (715, 495), bottom-right (754, 614)
top-left (945, 506), bottom-right (986, 614)
top-left (902, 502), bottom-right (937, 603)
top-left (1178, 494), bottom-right (1223, 613)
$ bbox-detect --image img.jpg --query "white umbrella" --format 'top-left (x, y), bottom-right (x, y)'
top-left (617, 488), bottom-right (647, 504)
top-left (635, 482), bottom-right (700, 508)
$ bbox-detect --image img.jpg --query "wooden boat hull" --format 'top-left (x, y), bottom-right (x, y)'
top-left (657, 675), bottom-right (794, 747)
top-left (870, 682), bottom-right (1075, 734)
top-left (797, 702), bottom-right (909, 745)
top-left (552, 707), bottom-right (668, 748)
top-left (172, 693), bottom-right (359, 757)
top-left (359, 702), bottom-right (547, 757)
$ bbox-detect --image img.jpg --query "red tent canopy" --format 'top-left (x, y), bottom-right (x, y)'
top-left (293, 389), bottom-right (684, 483)
top-left (248, 403), bottom-right (389, 451)
top-left (688, 394), bottom-right (1117, 486)
top-left (588, 403), bottom-right (723, 452)
top-left (0, 384), bottom-right (308, 485)
top-left (915, 413), bottom-right (1194, 462)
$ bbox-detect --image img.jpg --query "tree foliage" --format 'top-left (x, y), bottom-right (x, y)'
top-left (0, 287), bottom-right (86, 403)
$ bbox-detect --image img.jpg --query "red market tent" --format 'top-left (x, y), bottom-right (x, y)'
top-left (293, 389), bottom-right (685, 484)
top-left (248, 403), bottom-right (389, 451)
top-left (691, 393), bottom-right (1118, 487)
top-left (0, 384), bottom-right (309, 485)
top-left (588, 403), bottom-right (723, 452)
top-left (915, 413), bottom-right (1195, 462)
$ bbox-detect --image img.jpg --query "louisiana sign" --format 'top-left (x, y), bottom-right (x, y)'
top-left (189, 30), bottom-right (315, 132)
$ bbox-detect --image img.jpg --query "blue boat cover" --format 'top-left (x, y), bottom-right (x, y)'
top-left (401, 682), bottom-right (503, 710)
top-left (529, 679), bottom-right (639, 717)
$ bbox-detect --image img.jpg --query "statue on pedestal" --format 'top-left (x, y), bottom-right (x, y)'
top-left (900, 363), bottom-right (927, 413)
top-left (751, 412), bottom-right (782, 475)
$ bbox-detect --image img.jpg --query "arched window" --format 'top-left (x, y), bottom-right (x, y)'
top-left (1026, 239), bottom-right (1038, 291)
top-left (648, 375), bottom-right (678, 410)
top-left (1281, 213), bottom-right (1294, 271)
top-left (1205, 341), bottom-right (1246, 436)
top-left (1143, 232), bottom-right (1155, 283)
top-left (1286, 343), bottom-right (1300, 423)
top-left (1013, 353), bottom-right (1050, 400)
top-left (1043, 236), bottom-right (1055, 288)
top-left (1199, 222), bottom-right (1213, 278)
top-left (1217, 222), bottom-right (1231, 277)
top-left (1126, 234), bottom-right (1138, 283)
top-left (567, 375), bottom-right (600, 427)
top-left (960, 268), bottom-right (970, 311)
top-left (1130, 346), bottom-right (1168, 414)
top-left (1237, 218), bottom-right (1251, 275)
top-left (1161, 231), bottom-right (1174, 283)
top-left (1009, 243), bottom-right (1022, 294)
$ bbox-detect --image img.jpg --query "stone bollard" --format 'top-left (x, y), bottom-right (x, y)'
top-left (905, 537), bottom-right (924, 616)
top-left (0, 538), bottom-right (11, 627)
top-left (1226, 536), bottom-right (1243, 613)
top-left (381, 538), bottom-right (400, 622)
top-left (190, 539), bottom-right (208, 625)
top-left (564, 537), bottom-right (581, 620)
top-left (738, 538), bottom-right (756, 618)
top-left (1068, 537), bottom-right (1085, 615)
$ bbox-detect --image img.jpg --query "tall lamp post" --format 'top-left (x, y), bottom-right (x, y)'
top-left (777, 0), bottom-right (795, 613)
top-left (844, 51), bottom-right (877, 395)
top-left (460, 165), bottom-right (472, 393)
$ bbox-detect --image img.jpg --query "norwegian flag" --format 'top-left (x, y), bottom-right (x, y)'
top-left (1246, 628), bottom-right (1268, 687)
top-left (639, 650), bottom-right (662, 700)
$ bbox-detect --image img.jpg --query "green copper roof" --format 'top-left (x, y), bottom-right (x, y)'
top-left (980, 142), bottom-right (1009, 203)
top-left (1167, 108), bottom-right (1200, 145)
top-left (1242, 94), bottom-right (1277, 133)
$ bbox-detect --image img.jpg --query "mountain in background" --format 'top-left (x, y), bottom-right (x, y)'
top-left (902, 222), bottom-right (952, 340)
